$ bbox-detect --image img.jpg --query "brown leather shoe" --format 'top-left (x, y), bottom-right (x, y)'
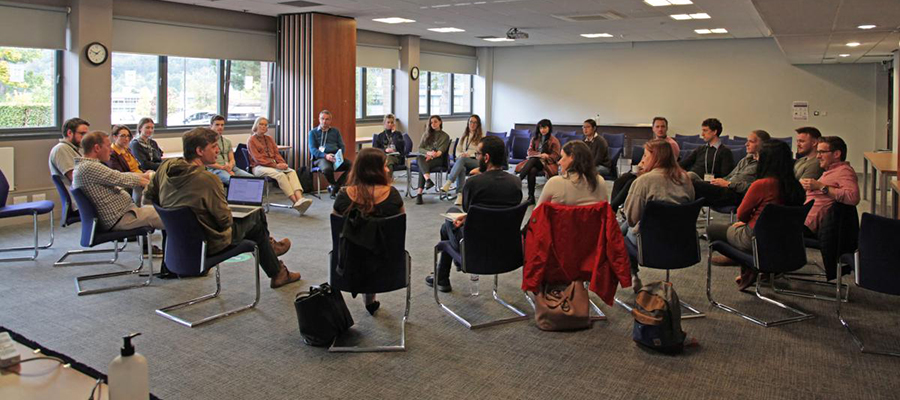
top-left (269, 237), bottom-right (291, 257)
top-left (711, 254), bottom-right (738, 266)
top-left (270, 262), bottom-right (301, 288)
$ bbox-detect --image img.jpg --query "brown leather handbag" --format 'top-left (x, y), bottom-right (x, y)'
top-left (534, 280), bottom-right (591, 331)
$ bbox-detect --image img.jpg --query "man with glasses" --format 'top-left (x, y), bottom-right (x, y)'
top-left (426, 135), bottom-right (522, 292)
top-left (50, 117), bottom-right (89, 188)
top-left (800, 136), bottom-right (859, 235)
top-left (206, 115), bottom-right (254, 184)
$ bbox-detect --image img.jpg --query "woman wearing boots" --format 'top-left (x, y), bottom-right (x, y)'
top-left (414, 115), bottom-right (451, 204)
top-left (515, 119), bottom-right (561, 204)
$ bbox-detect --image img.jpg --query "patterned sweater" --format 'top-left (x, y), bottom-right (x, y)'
top-left (73, 157), bottom-right (143, 230)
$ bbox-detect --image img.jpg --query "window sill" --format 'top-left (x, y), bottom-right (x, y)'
top-left (0, 128), bottom-right (62, 141)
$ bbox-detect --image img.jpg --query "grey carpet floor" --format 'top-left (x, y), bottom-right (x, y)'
top-left (1, 178), bottom-right (899, 399)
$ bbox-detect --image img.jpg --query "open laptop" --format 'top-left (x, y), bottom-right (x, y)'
top-left (226, 176), bottom-right (266, 218)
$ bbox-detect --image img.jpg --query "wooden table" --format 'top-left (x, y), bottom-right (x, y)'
top-left (863, 152), bottom-right (898, 216)
top-left (0, 340), bottom-right (108, 399)
top-left (356, 136), bottom-right (372, 151)
top-left (892, 180), bottom-right (899, 219)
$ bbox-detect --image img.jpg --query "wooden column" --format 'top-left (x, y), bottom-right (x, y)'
top-left (277, 13), bottom-right (357, 169)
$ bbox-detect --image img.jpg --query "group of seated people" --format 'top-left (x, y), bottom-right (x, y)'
top-left (47, 110), bottom-right (862, 314)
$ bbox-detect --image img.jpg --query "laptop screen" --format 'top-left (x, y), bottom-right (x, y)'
top-left (227, 177), bottom-right (265, 206)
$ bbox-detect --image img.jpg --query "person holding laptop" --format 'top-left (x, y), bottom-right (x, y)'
top-left (146, 127), bottom-right (301, 289)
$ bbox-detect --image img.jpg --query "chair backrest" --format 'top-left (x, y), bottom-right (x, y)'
top-left (752, 202), bottom-right (814, 273)
top-left (403, 133), bottom-right (414, 155)
top-left (154, 205), bottom-right (209, 276)
top-left (602, 133), bottom-right (625, 148)
top-left (724, 136), bottom-right (747, 146)
top-left (509, 134), bottom-right (531, 160)
top-left (774, 137), bottom-right (792, 148)
top-left (51, 174), bottom-right (80, 227)
top-left (856, 213), bottom-right (900, 295)
top-left (0, 169), bottom-right (9, 207)
top-left (679, 149), bottom-right (692, 161)
top-left (69, 187), bottom-right (101, 247)
top-left (329, 213), bottom-right (409, 293)
top-left (557, 134), bottom-right (573, 147)
top-left (486, 131), bottom-right (508, 140)
top-left (234, 143), bottom-right (250, 171)
top-left (681, 141), bottom-right (703, 151)
top-left (731, 135), bottom-right (747, 143)
top-left (631, 145), bottom-right (644, 165)
top-left (461, 203), bottom-right (529, 275)
top-left (449, 138), bottom-right (459, 162)
top-left (510, 128), bottom-right (530, 138)
top-left (675, 134), bottom-right (702, 145)
top-left (730, 146), bottom-right (748, 161)
top-left (637, 199), bottom-right (704, 270)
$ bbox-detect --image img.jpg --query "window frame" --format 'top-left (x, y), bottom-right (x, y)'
top-left (418, 71), bottom-right (474, 119)
top-left (0, 49), bottom-right (64, 138)
top-left (356, 66), bottom-right (395, 123)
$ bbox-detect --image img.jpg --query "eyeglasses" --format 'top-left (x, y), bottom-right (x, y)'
top-left (474, 151), bottom-right (483, 157)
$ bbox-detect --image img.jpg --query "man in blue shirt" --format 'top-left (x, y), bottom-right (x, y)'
top-left (308, 110), bottom-right (352, 198)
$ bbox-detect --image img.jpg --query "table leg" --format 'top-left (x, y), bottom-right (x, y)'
top-left (863, 158), bottom-right (868, 200)
top-left (893, 188), bottom-right (899, 219)
top-left (870, 165), bottom-right (877, 215)
top-left (880, 174), bottom-right (888, 216)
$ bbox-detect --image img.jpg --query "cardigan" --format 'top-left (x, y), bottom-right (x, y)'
top-left (106, 144), bottom-right (142, 173)
top-left (247, 134), bottom-right (285, 169)
top-left (515, 135), bottom-right (561, 177)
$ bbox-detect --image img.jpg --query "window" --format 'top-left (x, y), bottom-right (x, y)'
top-left (0, 47), bottom-right (58, 130)
top-left (355, 67), bottom-right (394, 120)
top-left (167, 56), bottom-right (219, 126)
top-left (419, 71), bottom-right (474, 117)
top-left (110, 53), bottom-right (158, 125)
top-left (226, 60), bottom-right (270, 122)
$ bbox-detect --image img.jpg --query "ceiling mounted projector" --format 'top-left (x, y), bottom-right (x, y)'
top-left (506, 28), bottom-right (529, 40)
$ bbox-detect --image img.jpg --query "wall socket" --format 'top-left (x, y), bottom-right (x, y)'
top-left (32, 193), bottom-right (46, 202)
top-left (12, 196), bottom-right (28, 205)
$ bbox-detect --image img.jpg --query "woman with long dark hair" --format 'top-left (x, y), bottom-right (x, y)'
top-left (414, 115), bottom-right (451, 204)
top-left (333, 147), bottom-right (405, 315)
top-left (515, 119), bottom-right (561, 204)
top-left (707, 140), bottom-right (805, 289)
top-left (442, 114), bottom-right (484, 197)
top-left (537, 141), bottom-right (608, 205)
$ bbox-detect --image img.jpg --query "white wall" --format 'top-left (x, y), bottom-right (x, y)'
top-left (491, 38), bottom-right (879, 170)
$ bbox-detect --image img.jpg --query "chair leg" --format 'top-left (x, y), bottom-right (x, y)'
top-left (706, 245), bottom-right (814, 327)
top-left (433, 248), bottom-right (528, 329)
top-left (773, 272), bottom-right (850, 303)
top-left (835, 267), bottom-right (900, 357)
top-left (156, 247), bottom-right (261, 327)
top-left (75, 234), bottom-right (154, 296)
top-left (0, 211), bottom-right (54, 262)
top-left (55, 237), bottom-right (129, 267)
top-left (330, 253), bottom-right (411, 353)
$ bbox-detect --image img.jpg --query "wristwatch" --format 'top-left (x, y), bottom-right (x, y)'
top-left (822, 185), bottom-right (830, 195)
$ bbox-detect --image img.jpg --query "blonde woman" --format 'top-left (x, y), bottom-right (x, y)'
top-left (247, 117), bottom-right (313, 215)
top-left (442, 114), bottom-right (484, 196)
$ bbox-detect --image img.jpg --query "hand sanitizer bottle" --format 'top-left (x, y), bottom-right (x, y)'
top-left (109, 333), bottom-right (149, 400)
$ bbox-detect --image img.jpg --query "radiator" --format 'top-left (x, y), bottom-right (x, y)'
top-left (0, 148), bottom-right (14, 191)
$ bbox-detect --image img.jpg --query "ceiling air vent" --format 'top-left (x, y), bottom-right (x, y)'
top-left (552, 11), bottom-right (626, 23)
top-left (279, 1), bottom-right (322, 8)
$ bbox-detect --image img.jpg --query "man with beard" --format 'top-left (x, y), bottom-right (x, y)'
top-left (50, 117), bottom-right (90, 189)
top-left (794, 126), bottom-right (824, 180)
top-left (426, 135), bottom-right (522, 292)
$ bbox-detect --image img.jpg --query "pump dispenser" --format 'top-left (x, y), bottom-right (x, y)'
top-left (108, 333), bottom-right (149, 400)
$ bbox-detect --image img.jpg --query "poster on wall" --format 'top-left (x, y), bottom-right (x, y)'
top-left (792, 101), bottom-right (809, 121)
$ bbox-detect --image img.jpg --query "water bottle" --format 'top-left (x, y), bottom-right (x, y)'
top-left (470, 274), bottom-right (480, 296)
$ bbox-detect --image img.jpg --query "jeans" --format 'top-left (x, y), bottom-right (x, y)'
top-left (315, 157), bottom-right (351, 186)
top-left (208, 166), bottom-right (254, 185)
top-left (437, 207), bottom-right (463, 282)
top-left (447, 157), bottom-right (479, 193)
top-left (619, 218), bottom-right (639, 273)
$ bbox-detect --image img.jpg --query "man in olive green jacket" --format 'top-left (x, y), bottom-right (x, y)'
top-left (145, 127), bottom-right (301, 288)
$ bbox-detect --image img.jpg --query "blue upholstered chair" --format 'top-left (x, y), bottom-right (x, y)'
top-left (62, 188), bottom-right (153, 296)
top-left (486, 131), bottom-right (508, 141)
top-left (406, 138), bottom-right (452, 199)
top-left (153, 205), bottom-right (260, 328)
top-left (617, 199), bottom-right (706, 319)
top-left (238, 145), bottom-right (300, 207)
top-left (837, 213), bottom-right (900, 356)
top-left (601, 133), bottom-right (624, 179)
top-left (433, 204), bottom-right (530, 329)
top-left (50, 174), bottom-right (80, 228)
top-left (707, 202), bottom-right (815, 327)
top-left (0, 169), bottom-right (55, 262)
top-left (328, 213), bottom-right (410, 352)
top-left (507, 133), bottom-right (530, 165)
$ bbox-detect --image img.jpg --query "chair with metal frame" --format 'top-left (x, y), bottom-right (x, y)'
top-left (62, 188), bottom-right (153, 296)
top-left (328, 213), bottom-right (410, 352)
top-left (775, 202), bottom-right (857, 302)
top-left (238, 146), bottom-right (301, 208)
top-left (406, 145), bottom-right (451, 199)
top-left (153, 205), bottom-right (260, 328)
top-left (0, 169), bottom-right (55, 262)
top-left (616, 199), bottom-right (707, 319)
top-left (433, 203), bottom-right (531, 329)
top-left (706, 202), bottom-right (815, 327)
top-left (837, 212), bottom-right (900, 357)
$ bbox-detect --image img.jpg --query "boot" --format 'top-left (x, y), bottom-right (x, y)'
top-left (269, 237), bottom-right (291, 257)
top-left (270, 261), bottom-right (301, 288)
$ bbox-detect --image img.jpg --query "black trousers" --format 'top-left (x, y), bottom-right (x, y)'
top-left (417, 156), bottom-right (444, 188)
top-left (518, 158), bottom-right (543, 197)
top-left (610, 172), bottom-right (638, 209)
top-left (315, 158), bottom-right (351, 186)
top-left (693, 181), bottom-right (743, 208)
top-left (231, 210), bottom-right (280, 278)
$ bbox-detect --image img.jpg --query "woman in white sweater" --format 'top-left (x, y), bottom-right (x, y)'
top-left (537, 141), bottom-right (608, 206)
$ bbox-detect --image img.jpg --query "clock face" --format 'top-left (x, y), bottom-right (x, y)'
top-left (411, 66), bottom-right (420, 81)
top-left (85, 43), bottom-right (108, 65)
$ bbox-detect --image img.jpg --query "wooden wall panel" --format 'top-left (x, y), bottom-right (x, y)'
top-left (312, 14), bottom-right (357, 161)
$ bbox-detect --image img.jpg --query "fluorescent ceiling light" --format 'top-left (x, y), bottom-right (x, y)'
top-left (846, 42), bottom-right (861, 47)
top-left (694, 29), bottom-right (711, 34)
top-left (710, 28), bottom-right (728, 34)
top-left (857, 25), bottom-right (876, 30)
top-left (689, 13), bottom-right (710, 19)
top-left (428, 27), bottom-right (465, 33)
top-left (373, 17), bottom-right (416, 24)
top-left (581, 33), bottom-right (614, 38)
top-left (839, 54), bottom-right (850, 57)
top-left (670, 14), bottom-right (691, 20)
top-left (668, 0), bottom-right (693, 4)
top-left (483, 37), bottom-right (514, 42)
top-left (644, 0), bottom-right (671, 6)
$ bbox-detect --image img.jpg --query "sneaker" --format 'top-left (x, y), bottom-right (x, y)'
top-left (270, 262), bottom-right (301, 288)
top-left (293, 198), bottom-right (313, 215)
top-left (631, 273), bottom-right (643, 293)
top-left (454, 195), bottom-right (463, 206)
top-left (425, 275), bottom-right (452, 292)
top-left (441, 181), bottom-right (452, 192)
top-left (425, 179), bottom-right (435, 190)
top-left (415, 194), bottom-right (424, 205)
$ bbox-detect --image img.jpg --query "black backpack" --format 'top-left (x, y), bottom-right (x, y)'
top-left (298, 165), bottom-right (314, 194)
top-left (632, 281), bottom-right (687, 354)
